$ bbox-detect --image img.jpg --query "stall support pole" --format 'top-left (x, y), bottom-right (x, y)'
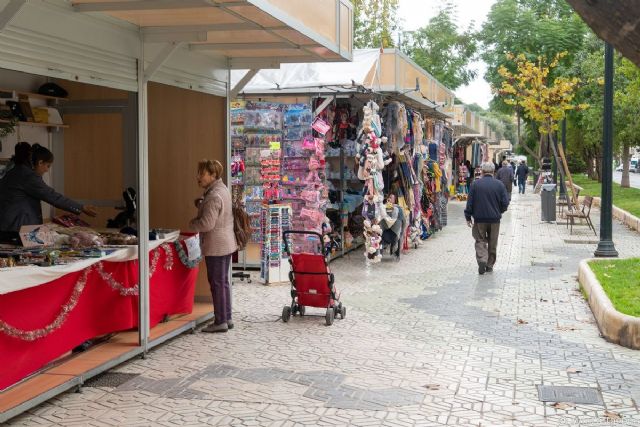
top-left (226, 69), bottom-right (233, 297)
top-left (137, 34), bottom-right (151, 352)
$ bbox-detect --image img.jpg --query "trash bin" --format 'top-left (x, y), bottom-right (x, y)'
top-left (541, 183), bottom-right (557, 222)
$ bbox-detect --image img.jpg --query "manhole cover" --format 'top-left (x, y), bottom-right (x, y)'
top-left (537, 385), bottom-right (604, 405)
top-left (84, 372), bottom-right (139, 388)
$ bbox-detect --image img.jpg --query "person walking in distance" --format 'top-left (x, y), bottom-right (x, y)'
top-left (496, 160), bottom-right (514, 200)
top-left (464, 162), bottom-right (510, 275)
top-left (516, 160), bottom-right (529, 194)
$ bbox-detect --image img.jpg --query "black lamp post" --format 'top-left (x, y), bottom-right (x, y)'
top-left (594, 42), bottom-right (618, 258)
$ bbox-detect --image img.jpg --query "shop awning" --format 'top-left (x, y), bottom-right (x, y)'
top-left (566, 0), bottom-right (640, 68)
top-left (70, 0), bottom-right (354, 68)
top-left (231, 48), bottom-right (455, 119)
top-left (454, 134), bottom-right (486, 148)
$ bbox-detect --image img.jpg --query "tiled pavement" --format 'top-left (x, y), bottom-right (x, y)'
top-left (8, 190), bottom-right (640, 426)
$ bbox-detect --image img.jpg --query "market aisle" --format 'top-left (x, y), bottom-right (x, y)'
top-left (9, 190), bottom-right (640, 426)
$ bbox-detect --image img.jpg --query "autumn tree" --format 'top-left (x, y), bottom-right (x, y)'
top-left (498, 52), bottom-right (587, 200)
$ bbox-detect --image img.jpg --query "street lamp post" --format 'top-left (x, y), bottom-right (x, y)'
top-left (594, 42), bottom-right (618, 258)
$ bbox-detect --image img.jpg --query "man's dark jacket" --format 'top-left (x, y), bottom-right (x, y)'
top-left (516, 164), bottom-right (529, 181)
top-left (464, 175), bottom-right (510, 223)
top-left (0, 164), bottom-right (82, 232)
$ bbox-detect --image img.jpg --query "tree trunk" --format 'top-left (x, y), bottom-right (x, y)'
top-left (621, 142), bottom-right (630, 188)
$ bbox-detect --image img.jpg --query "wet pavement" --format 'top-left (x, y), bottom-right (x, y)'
top-left (8, 190), bottom-right (640, 426)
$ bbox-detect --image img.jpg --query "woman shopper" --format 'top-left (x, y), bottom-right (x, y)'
top-left (189, 159), bottom-right (237, 333)
top-left (0, 142), bottom-right (97, 232)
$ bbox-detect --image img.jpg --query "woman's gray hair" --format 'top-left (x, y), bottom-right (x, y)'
top-left (481, 162), bottom-right (495, 174)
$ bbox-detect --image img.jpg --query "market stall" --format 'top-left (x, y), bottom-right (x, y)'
top-left (231, 49), bottom-right (456, 267)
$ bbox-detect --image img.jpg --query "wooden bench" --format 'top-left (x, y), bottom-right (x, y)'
top-left (566, 195), bottom-right (597, 235)
top-left (557, 182), bottom-right (581, 218)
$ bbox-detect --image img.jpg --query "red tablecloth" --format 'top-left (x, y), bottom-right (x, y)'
top-left (0, 243), bottom-right (198, 391)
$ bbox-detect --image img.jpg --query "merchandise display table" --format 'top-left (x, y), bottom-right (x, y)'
top-left (0, 239), bottom-right (199, 391)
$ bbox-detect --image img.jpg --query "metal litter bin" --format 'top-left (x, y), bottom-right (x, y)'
top-left (541, 183), bottom-right (557, 222)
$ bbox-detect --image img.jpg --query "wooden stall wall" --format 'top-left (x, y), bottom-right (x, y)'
top-left (148, 82), bottom-right (226, 302)
top-left (57, 80), bottom-right (129, 228)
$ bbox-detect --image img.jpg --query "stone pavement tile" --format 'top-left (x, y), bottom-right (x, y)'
top-left (8, 193), bottom-right (640, 426)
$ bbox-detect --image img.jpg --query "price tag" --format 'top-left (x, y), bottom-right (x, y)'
top-left (185, 234), bottom-right (201, 261)
top-left (269, 141), bottom-right (281, 150)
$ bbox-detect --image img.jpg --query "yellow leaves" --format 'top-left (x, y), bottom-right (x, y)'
top-left (498, 50), bottom-right (587, 137)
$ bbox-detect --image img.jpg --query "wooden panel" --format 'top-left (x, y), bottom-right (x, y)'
top-left (109, 8), bottom-right (242, 26)
top-left (54, 79), bottom-right (129, 100)
top-left (227, 5), bottom-right (283, 28)
top-left (203, 30), bottom-right (280, 44)
top-left (147, 82), bottom-right (226, 298)
top-left (0, 374), bottom-right (75, 412)
top-left (261, 0), bottom-right (337, 43)
top-left (62, 113), bottom-right (123, 228)
top-left (221, 48), bottom-right (308, 58)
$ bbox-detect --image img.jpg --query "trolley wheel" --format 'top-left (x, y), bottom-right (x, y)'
top-left (325, 307), bottom-right (335, 326)
top-left (282, 306), bottom-right (291, 323)
top-left (340, 306), bottom-right (346, 319)
top-left (333, 305), bottom-right (340, 317)
top-left (298, 305), bottom-right (305, 316)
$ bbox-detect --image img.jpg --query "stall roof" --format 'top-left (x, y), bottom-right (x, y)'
top-left (70, 0), bottom-right (354, 68)
top-left (454, 134), bottom-right (487, 147)
top-left (231, 48), bottom-right (455, 119)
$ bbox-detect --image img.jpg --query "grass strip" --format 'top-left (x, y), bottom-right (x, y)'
top-left (589, 258), bottom-right (640, 318)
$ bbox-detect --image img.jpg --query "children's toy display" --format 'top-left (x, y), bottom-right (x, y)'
top-left (259, 204), bottom-right (291, 284)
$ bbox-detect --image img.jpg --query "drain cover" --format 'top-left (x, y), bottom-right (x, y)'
top-left (537, 385), bottom-right (604, 405)
top-left (85, 372), bottom-right (139, 388)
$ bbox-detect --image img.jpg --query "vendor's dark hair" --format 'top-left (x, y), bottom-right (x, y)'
top-left (12, 141), bottom-right (32, 166)
top-left (32, 144), bottom-right (54, 165)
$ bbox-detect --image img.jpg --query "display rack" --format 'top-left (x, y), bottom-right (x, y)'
top-left (259, 204), bottom-right (291, 285)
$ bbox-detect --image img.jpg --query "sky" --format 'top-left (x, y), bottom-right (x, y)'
top-left (397, 0), bottom-right (497, 109)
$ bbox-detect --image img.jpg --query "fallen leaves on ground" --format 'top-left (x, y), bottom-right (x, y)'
top-left (604, 411), bottom-right (622, 420)
top-left (552, 402), bottom-right (575, 410)
top-left (424, 384), bottom-right (440, 390)
top-left (566, 367), bottom-right (582, 374)
top-left (556, 326), bottom-right (579, 331)
top-left (517, 319), bottom-right (528, 325)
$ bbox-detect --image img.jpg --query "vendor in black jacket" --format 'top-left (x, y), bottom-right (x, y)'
top-left (0, 142), bottom-right (97, 232)
top-left (464, 162), bottom-right (510, 275)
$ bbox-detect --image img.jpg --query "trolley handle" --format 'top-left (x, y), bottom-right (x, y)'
top-left (282, 230), bottom-right (323, 256)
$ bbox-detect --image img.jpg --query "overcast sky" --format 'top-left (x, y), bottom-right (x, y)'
top-left (397, 0), bottom-right (497, 108)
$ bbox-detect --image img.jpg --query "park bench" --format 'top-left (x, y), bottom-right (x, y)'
top-left (566, 195), bottom-right (597, 235)
top-left (557, 182), bottom-right (581, 219)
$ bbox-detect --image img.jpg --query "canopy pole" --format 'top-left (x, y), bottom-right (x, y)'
top-left (137, 32), bottom-right (150, 353)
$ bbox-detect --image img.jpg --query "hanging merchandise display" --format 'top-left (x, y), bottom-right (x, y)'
top-left (259, 204), bottom-right (291, 284)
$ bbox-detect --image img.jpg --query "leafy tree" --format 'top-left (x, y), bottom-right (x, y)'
top-left (353, 0), bottom-right (399, 49)
top-left (401, 2), bottom-right (477, 90)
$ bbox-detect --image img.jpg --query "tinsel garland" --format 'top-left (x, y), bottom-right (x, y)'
top-left (0, 268), bottom-right (90, 342)
top-left (173, 240), bottom-right (202, 268)
top-left (0, 243), bottom-right (177, 341)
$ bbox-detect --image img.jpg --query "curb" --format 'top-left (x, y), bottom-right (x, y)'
top-left (590, 197), bottom-right (640, 233)
top-left (578, 259), bottom-right (640, 349)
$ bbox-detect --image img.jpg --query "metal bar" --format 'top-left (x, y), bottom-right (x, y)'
top-left (0, 377), bottom-right (81, 424)
top-left (144, 42), bottom-right (181, 83)
top-left (72, 0), bottom-right (235, 12)
top-left (190, 42), bottom-right (297, 51)
top-left (144, 31), bottom-right (207, 43)
top-left (594, 42), bottom-right (618, 258)
top-left (230, 69), bottom-right (258, 98)
top-left (143, 23), bottom-right (262, 34)
top-left (227, 57), bottom-right (313, 69)
top-left (0, 0), bottom-right (25, 32)
top-left (313, 97), bottom-right (333, 117)
top-left (137, 34), bottom-right (151, 352)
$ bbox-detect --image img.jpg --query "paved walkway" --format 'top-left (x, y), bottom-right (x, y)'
top-left (9, 190), bottom-right (640, 426)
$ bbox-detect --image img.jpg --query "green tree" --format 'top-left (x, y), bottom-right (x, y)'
top-left (402, 2), bottom-right (477, 90)
top-left (353, 0), bottom-right (399, 49)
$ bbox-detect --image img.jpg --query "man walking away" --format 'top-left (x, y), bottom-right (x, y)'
top-left (496, 160), bottom-right (514, 200)
top-left (464, 162), bottom-right (510, 275)
top-left (516, 160), bottom-right (529, 194)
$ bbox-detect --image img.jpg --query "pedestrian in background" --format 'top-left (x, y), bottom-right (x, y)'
top-left (190, 159), bottom-right (237, 333)
top-left (516, 160), bottom-right (529, 194)
top-left (464, 162), bottom-right (510, 275)
top-left (496, 160), bottom-right (514, 200)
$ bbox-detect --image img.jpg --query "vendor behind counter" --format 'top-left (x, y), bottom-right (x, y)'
top-left (0, 142), bottom-right (97, 237)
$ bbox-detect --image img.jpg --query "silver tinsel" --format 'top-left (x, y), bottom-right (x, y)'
top-left (0, 268), bottom-right (90, 342)
top-left (0, 244), bottom-right (177, 341)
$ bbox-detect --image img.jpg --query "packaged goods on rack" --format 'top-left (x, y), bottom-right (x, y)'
top-left (259, 204), bottom-right (291, 284)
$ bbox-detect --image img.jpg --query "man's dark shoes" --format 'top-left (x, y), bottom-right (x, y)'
top-left (485, 266), bottom-right (493, 273)
top-left (202, 322), bottom-right (228, 333)
top-left (478, 262), bottom-right (487, 275)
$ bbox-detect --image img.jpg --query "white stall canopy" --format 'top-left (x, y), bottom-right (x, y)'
top-left (232, 48), bottom-right (456, 120)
